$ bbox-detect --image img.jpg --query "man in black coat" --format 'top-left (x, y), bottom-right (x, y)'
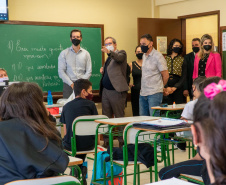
top-left (183, 38), bottom-right (201, 100)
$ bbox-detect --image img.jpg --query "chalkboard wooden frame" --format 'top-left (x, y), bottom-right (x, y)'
top-left (0, 21), bottom-right (105, 98)
top-left (0, 20), bottom-right (105, 64)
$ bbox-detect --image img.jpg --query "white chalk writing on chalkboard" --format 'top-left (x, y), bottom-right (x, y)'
top-left (23, 54), bottom-right (49, 60)
top-left (49, 44), bottom-right (63, 55)
top-left (8, 40), bottom-right (13, 53)
top-left (37, 64), bottom-right (56, 70)
top-left (31, 47), bottom-right (46, 52)
top-left (12, 62), bottom-right (23, 71)
top-left (27, 66), bottom-right (34, 71)
top-left (16, 40), bottom-right (29, 52)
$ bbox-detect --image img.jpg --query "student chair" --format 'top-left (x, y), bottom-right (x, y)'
top-left (64, 115), bottom-right (109, 179)
top-left (64, 115), bottom-right (109, 156)
top-left (179, 174), bottom-right (204, 185)
top-left (112, 122), bottom-right (157, 185)
top-left (5, 176), bottom-right (81, 185)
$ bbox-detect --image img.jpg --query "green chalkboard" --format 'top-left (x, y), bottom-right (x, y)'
top-left (0, 21), bottom-right (104, 92)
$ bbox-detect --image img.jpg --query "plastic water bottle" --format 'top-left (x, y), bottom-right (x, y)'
top-left (47, 90), bottom-right (53, 105)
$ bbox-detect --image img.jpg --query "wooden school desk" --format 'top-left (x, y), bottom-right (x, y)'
top-left (93, 116), bottom-right (159, 185)
top-left (45, 103), bottom-right (64, 108)
top-left (151, 104), bottom-right (186, 118)
top-left (133, 125), bottom-right (191, 184)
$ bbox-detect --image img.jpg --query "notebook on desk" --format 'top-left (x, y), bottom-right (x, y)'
top-left (133, 118), bottom-right (191, 130)
top-left (145, 177), bottom-right (196, 184)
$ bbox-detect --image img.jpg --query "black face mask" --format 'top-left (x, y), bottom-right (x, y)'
top-left (172, 47), bottom-right (181, 53)
top-left (141, 45), bottom-right (149, 53)
top-left (203, 45), bottom-right (212, 51)
top-left (192, 47), bottom-right (200, 53)
top-left (72, 38), bottom-right (81, 46)
top-left (136, 53), bottom-right (143, 60)
top-left (196, 146), bottom-right (204, 160)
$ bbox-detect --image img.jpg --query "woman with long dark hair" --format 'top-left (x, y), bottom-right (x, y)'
top-left (192, 80), bottom-right (226, 185)
top-left (129, 46), bottom-right (143, 116)
top-left (163, 38), bottom-right (186, 104)
top-left (0, 82), bottom-right (69, 184)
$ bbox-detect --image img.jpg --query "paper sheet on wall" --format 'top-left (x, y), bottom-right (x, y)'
top-left (145, 177), bottom-right (196, 185)
top-left (223, 32), bottom-right (226, 51)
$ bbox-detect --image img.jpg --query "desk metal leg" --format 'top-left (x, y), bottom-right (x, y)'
top-left (160, 135), bottom-right (167, 167)
top-left (172, 143), bottom-right (175, 164)
top-left (133, 130), bottom-right (143, 185)
top-left (93, 123), bottom-right (102, 184)
top-left (154, 133), bottom-right (161, 182)
top-left (109, 126), bottom-right (115, 185)
top-left (149, 166), bottom-right (153, 183)
top-left (165, 134), bottom-right (171, 166)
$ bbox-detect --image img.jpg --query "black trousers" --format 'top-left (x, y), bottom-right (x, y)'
top-left (131, 88), bottom-right (140, 116)
top-left (159, 160), bottom-right (204, 180)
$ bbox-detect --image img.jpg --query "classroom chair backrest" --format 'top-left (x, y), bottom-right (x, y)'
top-left (72, 115), bottom-right (109, 136)
top-left (5, 176), bottom-right (81, 185)
top-left (123, 122), bottom-right (156, 144)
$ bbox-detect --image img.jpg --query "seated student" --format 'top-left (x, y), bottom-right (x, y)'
top-left (60, 79), bottom-right (98, 184)
top-left (0, 68), bottom-right (8, 80)
top-left (175, 76), bottom-right (206, 151)
top-left (0, 68), bottom-right (8, 82)
top-left (181, 76), bottom-right (206, 120)
top-left (159, 76), bottom-right (221, 183)
top-left (191, 80), bottom-right (226, 185)
top-left (0, 82), bottom-right (69, 184)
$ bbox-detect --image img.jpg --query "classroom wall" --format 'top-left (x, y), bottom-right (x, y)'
top-left (8, 0), bottom-right (152, 65)
top-left (157, 0), bottom-right (226, 26)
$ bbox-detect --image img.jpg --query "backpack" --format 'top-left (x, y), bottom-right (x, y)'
top-left (90, 151), bottom-right (123, 185)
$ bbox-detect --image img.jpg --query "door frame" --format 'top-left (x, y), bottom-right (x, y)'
top-left (178, 10), bottom-right (220, 54)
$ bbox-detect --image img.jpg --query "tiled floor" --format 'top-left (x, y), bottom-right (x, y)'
top-left (64, 102), bottom-right (190, 185)
top-left (65, 140), bottom-right (189, 185)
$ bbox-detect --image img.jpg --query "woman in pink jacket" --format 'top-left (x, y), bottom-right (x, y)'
top-left (193, 34), bottom-right (222, 79)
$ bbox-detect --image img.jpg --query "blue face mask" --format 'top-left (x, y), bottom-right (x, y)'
top-left (141, 45), bottom-right (149, 53)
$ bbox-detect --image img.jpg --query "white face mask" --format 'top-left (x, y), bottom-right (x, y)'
top-left (106, 45), bottom-right (114, 51)
top-left (0, 77), bottom-right (9, 82)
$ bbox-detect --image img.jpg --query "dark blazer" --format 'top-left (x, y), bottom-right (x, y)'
top-left (184, 52), bottom-right (195, 98)
top-left (0, 118), bottom-right (69, 184)
top-left (100, 50), bottom-right (129, 95)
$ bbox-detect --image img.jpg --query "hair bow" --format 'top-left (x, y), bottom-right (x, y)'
top-left (204, 80), bottom-right (226, 100)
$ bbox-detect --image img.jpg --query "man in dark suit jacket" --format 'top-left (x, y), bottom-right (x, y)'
top-left (100, 36), bottom-right (129, 147)
top-left (183, 38), bottom-right (201, 99)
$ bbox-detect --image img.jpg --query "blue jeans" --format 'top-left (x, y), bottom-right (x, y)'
top-left (139, 92), bottom-right (163, 116)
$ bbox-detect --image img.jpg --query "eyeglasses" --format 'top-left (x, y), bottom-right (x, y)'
top-left (105, 42), bottom-right (113, 46)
